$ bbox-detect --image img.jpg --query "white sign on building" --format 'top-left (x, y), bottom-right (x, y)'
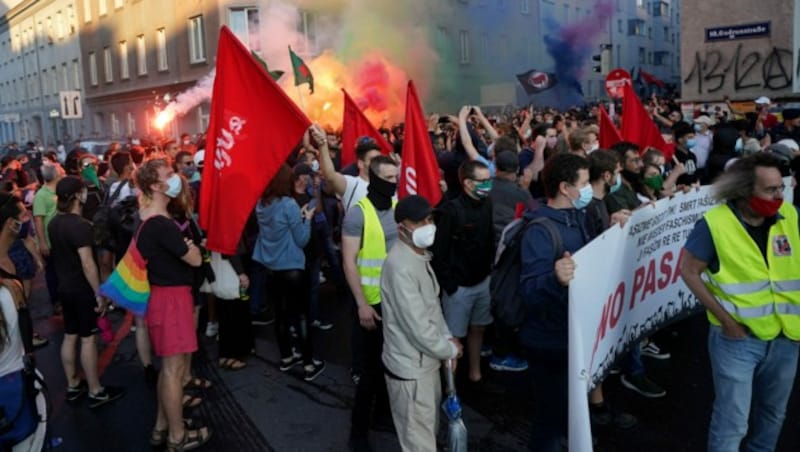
top-left (59, 91), bottom-right (83, 119)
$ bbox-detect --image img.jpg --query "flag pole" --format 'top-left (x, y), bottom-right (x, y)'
top-left (296, 86), bottom-right (306, 112)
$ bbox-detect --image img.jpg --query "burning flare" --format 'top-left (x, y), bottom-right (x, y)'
top-left (155, 110), bottom-right (174, 130)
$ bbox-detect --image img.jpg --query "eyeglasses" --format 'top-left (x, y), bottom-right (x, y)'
top-left (470, 177), bottom-right (491, 183)
top-left (181, 161), bottom-right (194, 166)
top-left (761, 184), bottom-right (786, 196)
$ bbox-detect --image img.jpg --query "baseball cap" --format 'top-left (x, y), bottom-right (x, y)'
top-left (394, 195), bottom-right (432, 224)
top-left (693, 115), bottom-right (715, 126)
top-left (56, 176), bottom-right (85, 200)
top-left (782, 108), bottom-right (800, 120)
top-left (754, 96), bottom-right (771, 105)
top-left (193, 150), bottom-right (205, 168)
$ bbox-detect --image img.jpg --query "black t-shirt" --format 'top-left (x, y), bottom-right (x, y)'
top-left (136, 215), bottom-right (193, 286)
top-left (81, 185), bottom-right (104, 222)
top-left (585, 197), bottom-right (610, 240)
top-left (674, 147), bottom-right (699, 186)
top-left (48, 213), bottom-right (94, 295)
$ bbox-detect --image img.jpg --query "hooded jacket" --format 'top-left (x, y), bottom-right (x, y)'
top-left (519, 205), bottom-right (591, 350)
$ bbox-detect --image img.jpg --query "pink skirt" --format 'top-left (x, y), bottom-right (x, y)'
top-left (145, 286), bottom-right (197, 357)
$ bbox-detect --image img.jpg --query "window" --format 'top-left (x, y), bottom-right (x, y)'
top-left (119, 41), bottom-right (129, 79)
top-left (563, 4), bottom-right (569, 22)
top-left (638, 47), bottom-right (645, 64)
top-left (671, 33), bottom-right (675, 43)
top-left (437, 26), bottom-right (449, 50)
top-left (647, 51), bottom-right (652, 64)
top-left (616, 44), bottom-right (621, 67)
top-left (73, 59), bottom-right (81, 89)
top-left (127, 112), bottom-right (136, 134)
top-left (520, 0), bottom-right (529, 14)
top-left (88, 51), bottom-right (98, 86)
top-left (648, 26), bottom-right (652, 39)
top-left (42, 69), bottom-right (49, 95)
top-left (156, 28), bottom-right (167, 71)
top-left (575, 7), bottom-right (580, 17)
top-left (50, 66), bottom-right (57, 95)
top-left (636, 0), bottom-right (644, 7)
top-left (295, 10), bottom-right (316, 55)
top-left (617, 19), bottom-right (622, 33)
top-left (481, 33), bottom-right (489, 62)
top-left (103, 46), bottom-right (112, 82)
top-left (628, 19), bottom-right (645, 36)
top-left (458, 30), bottom-right (470, 64)
top-left (98, 0), bottom-right (107, 17)
top-left (188, 16), bottom-right (206, 63)
top-left (114, 0), bottom-right (123, 9)
top-left (56, 12), bottom-right (65, 39)
top-left (228, 7), bottom-right (260, 52)
top-left (652, 1), bottom-right (668, 16)
top-left (110, 112), bottom-right (119, 136)
top-left (654, 51), bottom-right (669, 66)
top-left (136, 34), bottom-right (146, 75)
top-left (61, 63), bottom-right (69, 91)
top-left (83, 0), bottom-right (91, 22)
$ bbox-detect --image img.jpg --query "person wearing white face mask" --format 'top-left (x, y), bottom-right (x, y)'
top-left (380, 195), bottom-right (462, 452)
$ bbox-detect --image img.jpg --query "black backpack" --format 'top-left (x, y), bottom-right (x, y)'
top-left (92, 180), bottom-right (127, 248)
top-left (490, 216), bottom-right (563, 329)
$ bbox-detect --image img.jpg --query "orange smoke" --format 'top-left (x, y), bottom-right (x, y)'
top-left (155, 110), bottom-right (174, 130)
top-left (282, 50), bottom-right (407, 132)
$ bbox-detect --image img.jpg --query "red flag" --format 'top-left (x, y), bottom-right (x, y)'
top-left (638, 69), bottom-right (666, 88)
top-left (398, 81), bottom-right (442, 206)
top-left (200, 26), bottom-right (311, 254)
top-left (621, 83), bottom-right (674, 160)
top-left (340, 89), bottom-right (393, 167)
top-left (598, 104), bottom-right (622, 149)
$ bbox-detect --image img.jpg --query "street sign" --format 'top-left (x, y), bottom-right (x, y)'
top-left (605, 69), bottom-right (632, 99)
top-left (49, 109), bottom-right (60, 118)
top-left (59, 91), bottom-right (82, 119)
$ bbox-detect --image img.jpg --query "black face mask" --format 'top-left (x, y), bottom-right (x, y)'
top-left (621, 169), bottom-right (641, 185)
top-left (367, 168), bottom-right (396, 211)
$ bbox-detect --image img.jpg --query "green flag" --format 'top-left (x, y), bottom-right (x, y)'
top-left (250, 51), bottom-right (284, 81)
top-left (289, 46), bottom-right (314, 94)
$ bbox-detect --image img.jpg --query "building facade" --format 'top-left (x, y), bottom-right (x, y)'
top-left (0, 0), bottom-right (91, 145)
top-left (680, 0), bottom-right (799, 102)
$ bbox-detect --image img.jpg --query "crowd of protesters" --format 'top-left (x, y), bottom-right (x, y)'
top-left (0, 91), bottom-right (798, 452)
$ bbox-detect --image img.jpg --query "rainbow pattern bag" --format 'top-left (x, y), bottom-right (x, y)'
top-left (99, 220), bottom-right (150, 317)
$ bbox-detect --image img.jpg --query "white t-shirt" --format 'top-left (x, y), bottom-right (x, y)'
top-left (341, 174), bottom-right (369, 213)
top-left (108, 180), bottom-right (137, 207)
top-left (693, 131), bottom-right (712, 169)
top-left (0, 287), bottom-right (24, 378)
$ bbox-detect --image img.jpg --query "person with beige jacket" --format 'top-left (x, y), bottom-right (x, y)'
top-left (380, 195), bottom-right (462, 452)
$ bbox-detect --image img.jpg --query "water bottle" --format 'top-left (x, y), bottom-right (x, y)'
top-left (240, 286), bottom-right (250, 301)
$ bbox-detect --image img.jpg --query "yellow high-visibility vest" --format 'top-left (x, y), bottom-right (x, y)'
top-left (703, 202), bottom-right (800, 340)
top-left (355, 197), bottom-right (395, 305)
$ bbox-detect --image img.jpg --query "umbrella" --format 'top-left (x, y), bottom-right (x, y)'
top-left (441, 359), bottom-right (467, 452)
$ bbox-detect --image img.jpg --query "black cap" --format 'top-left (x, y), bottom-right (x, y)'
top-left (495, 150), bottom-right (519, 173)
top-left (394, 195), bottom-right (432, 223)
top-left (783, 108), bottom-right (800, 120)
top-left (293, 163), bottom-right (313, 177)
top-left (56, 176), bottom-right (85, 200)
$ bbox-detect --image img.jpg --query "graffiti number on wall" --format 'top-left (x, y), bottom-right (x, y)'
top-left (683, 44), bottom-right (793, 95)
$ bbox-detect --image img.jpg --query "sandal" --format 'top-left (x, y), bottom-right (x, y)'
top-left (182, 394), bottom-right (203, 409)
top-left (183, 377), bottom-right (212, 391)
top-left (219, 358), bottom-right (247, 371)
top-left (167, 427), bottom-right (212, 452)
top-left (150, 419), bottom-right (199, 446)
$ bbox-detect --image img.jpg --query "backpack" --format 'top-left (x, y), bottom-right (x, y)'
top-left (92, 180), bottom-right (128, 248)
top-left (490, 216), bottom-right (563, 329)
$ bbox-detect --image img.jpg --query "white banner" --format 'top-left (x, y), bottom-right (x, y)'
top-left (567, 180), bottom-right (794, 451)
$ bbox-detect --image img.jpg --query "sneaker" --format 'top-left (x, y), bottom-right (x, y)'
top-left (66, 380), bottom-right (88, 402)
top-left (205, 321), bottom-right (219, 338)
top-left (480, 344), bottom-right (493, 358)
top-left (32, 333), bottom-right (49, 349)
top-left (319, 272), bottom-right (327, 284)
top-left (620, 374), bottom-right (666, 398)
top-left (641, 341), bottom-right (671, 360)
top-left (88, 385), bottom-right (126, 408)
top-left (251, 312), bottom-right (275, 326)
top-left (311, 319), bottom-right (333, 331)
top-left (350, 369), bottom-right (361, 386)
top-left (289, 326), bottom-right (298, 339)
top-left (489, 355), bottom-right (529, 372)
top-left (304, 359), bottom-right (326, 381)
top-left (130, 324), bottom-right (137, 332)
top-left (279, 352), bottom-right (303, 372)
top-left (590, 403), bottom-right (637, 429)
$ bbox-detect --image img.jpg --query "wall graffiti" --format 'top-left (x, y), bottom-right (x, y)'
top-left (683, 43), bottom-right (794, 95)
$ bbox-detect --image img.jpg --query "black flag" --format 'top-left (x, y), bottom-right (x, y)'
top-left (516, 70), bottom-right (558, 94)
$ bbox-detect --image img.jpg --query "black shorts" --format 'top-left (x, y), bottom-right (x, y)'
top-left (59, 291), bottom-right (98, 338)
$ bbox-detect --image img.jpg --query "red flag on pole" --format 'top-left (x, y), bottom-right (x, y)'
top-left (200, 26), bottom-right (311, 254)
top-left (620, 83), bottom-right (674, 160)
top-left (638, 69), bottom-right (666, 88)
top-left (340, 89), bottom-right (393, 167)
top-left (398, 81), bottom-right (442, 206)
top-left (598, 104), bottom-right (622, 149)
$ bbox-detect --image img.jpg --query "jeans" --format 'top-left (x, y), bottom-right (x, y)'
top-left (621, 341), bottom-right (644, 376)
top-left (351, 304), bottom-right (390, 439)
top-left (525, 347), bottom-right (567, 452)
top-left (707, 325), bottom-right (799, 452)
top-left (248, 262), bottom-right (268, 315)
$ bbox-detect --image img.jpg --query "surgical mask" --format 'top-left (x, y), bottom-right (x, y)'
top-left (164, 174), bottom-right (182, 198)
top-left (693, 123), bottom-right (704, 133)
top-left (658, 164), bottom-right (666, 175)
top-left (181, 166), bottom-right (197, 178)
top-left (571, 184), bottom-right (593, 210)
top-left (409, 224), bottom-right (436, 248)
top-left (735, 138), bottom-right (744, 153)
top-left (609, 173), bottom-right (622, 194)
top-left (310, 160), bottom-right (320, 173)
top-left (472, 180), bottom-right (493, 199)
top-left (644, 175), bottom-right (664, 192)
top-left (546, 137), bottom-right (558, 148)
top-left (686, 138), bottom-right (697, 149)
top-left (589, 142), bottom-right (599, 153)
top-left (183, 139), bottom-right (191, 145)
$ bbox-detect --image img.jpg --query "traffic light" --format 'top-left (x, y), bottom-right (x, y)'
top-left (593, 44), bottom-right (613, 75)
top-left (593, 54), bottom-right (602, 73)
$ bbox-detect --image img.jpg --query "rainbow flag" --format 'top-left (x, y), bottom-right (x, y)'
top-left (99, 241), bottom-right (150, 317)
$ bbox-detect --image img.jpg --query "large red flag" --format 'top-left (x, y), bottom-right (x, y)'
top-left (398, 81), bottom-right (442, 206)
top-left (598, 104), bottom-right (622, 149)
top-left (621, 83), bottom-right (674, 160)
top-left (200, 26), bottom-right (311, 254)
top-left (340, 89), bottom-right (393, 167)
